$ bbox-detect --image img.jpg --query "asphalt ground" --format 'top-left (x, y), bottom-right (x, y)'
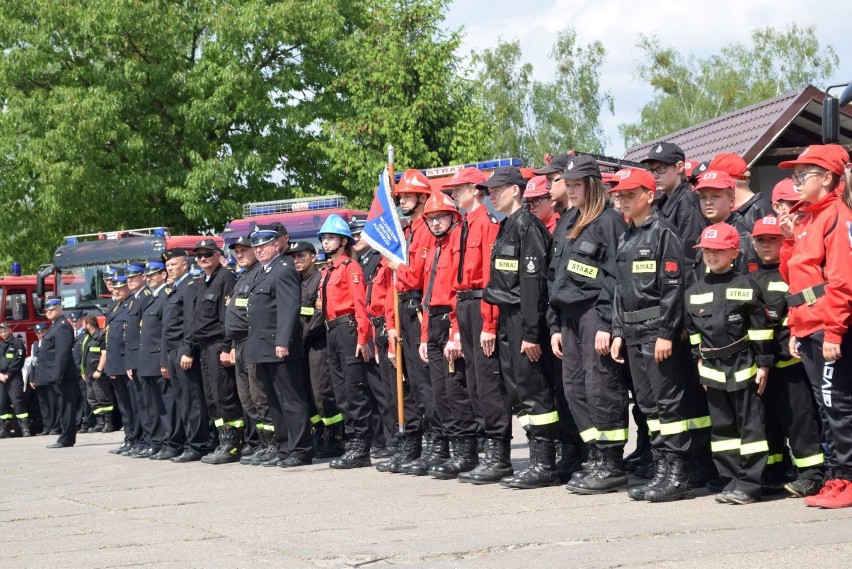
top-left (1, 422), bottom-right (851, 569)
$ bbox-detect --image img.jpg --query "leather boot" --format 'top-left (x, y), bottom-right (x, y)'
top-left (400, 436), bottom-right (449, 476)
top-left (330, 437), bottom-right (372, 469)
top-left (20, 417), bottom-right (34, 437)
top-left (429, 436), bottom-right (479, 480)
top-left (509, 437), bottom-right (560, 489)
top-left (205, 426), bottom-right (242, 465)
top-left (624, 426), bottom-right (651, 471)
top-left (250, 429), bottom-right (278, 465)
top-left (567, 444), bottom-right (602, 487)
top-left (460, 438), bottom-right (492, 482)
top-left (93, 414), bottom-right (105, 433)
top-left (0, 420), bottom-right (11, 439)
top-left (569, 446), bottom-right (628, 494)
top-left (102, 413), bottom-right (116, 433)
top-left (501, 437), bottom-right (536, 487)
top-left (240, 430), bottom-right (265, 465)
top-left (9, 418), bottom-right (23, 438)
top-left (555, 441), bottom-right (584, 482)
top-left (316, 422), bottom-right (345, 459)
top-left (312, 422), bottom-right (324, 453)
top-left (377, 433), bottom-right (421, 473)
top-left (202, 427), bottom-right (227, 464)
top-left (645, 453), bottom-right (694, 502)
top-left (628, 449), bottom-right (668, 501)
top-left (463, 438), bottom-right (514, 485)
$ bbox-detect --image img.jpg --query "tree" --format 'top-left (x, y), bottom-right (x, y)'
top-left (472, 29), bottom-right (613, 165)
top-left (619, 23), bottom-right (840, 148)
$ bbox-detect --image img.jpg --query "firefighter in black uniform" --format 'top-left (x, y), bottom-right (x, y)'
top-left (31, 322), bottom-right (58, 435)
top-left (80, 314), bottom-right (113, 434)
top-left (69, 311), bottom-right (94, 433)
top-left (105, 275), bottom-right (142, 455)
top-left (188, 239), bottom-right (241, 465)
top-left (707, 153), bottom-right (772, 231)
top-left (42, 299), bottom-right (79, 448)
top-left (124, 263), bottom-right (158, 457)
top-left (0, 322), bottom-right (28, 437)
top-left (246, 224), bottom-right (313, 467)
top-left (480, 166), bottom-right (561, 489)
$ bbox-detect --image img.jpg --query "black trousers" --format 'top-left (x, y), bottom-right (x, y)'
top-left (36, 384), bottom-right (59, 432)
top-left (0, 375), bottom-right (27, 419)
top-left (75, 378), bottom-right (94, 428)
top-left (366, 335), bottom-right (396, 449)
top-left (111, 375), bottom-right (141, 444)
top-left (169, 351), bottom-right (211, 454)
top-left (497, 305), bottom-right (559, 439)
top-left (456, 297), bottom-right (511, 441)
top-left (427, 311), bottom-right (477, 438)
top-left (306, 339), bottom-right (342, 425)
top-left (399, 300), bottom-right (437, 434)
top-left (138, 375), bottom-right (166, 450)
top-left (561, 306), bottom-right (628, 448)
top-left (54, 378), bottom-right (80, 446)
top-left (797, 330), bottom-right (852, 480)
top-left (199, 343), bottom-right (242, 424)
top-left (129, 372), bottom-right (156, 447)
top-left (374, 318), bottom-right (421, 434)
top-left (625, 338), bottom-right (692, 455)
top-left (86, 375), bottom-right (114, 412)
top-left (246, 350), bottom-right (273, 432)
top-left (158, 372), bottom-right (185, 453)
top-left (707, 385), bottom-right (768, 498)
top-left (327, 320), bottom-right (373, 440)
top-left (255, 359), bottom-right (312, 461)
top-left (234, 338), bottom-right (259, 445)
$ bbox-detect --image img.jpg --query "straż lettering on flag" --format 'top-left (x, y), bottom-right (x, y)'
top-left (362, 167), bottom-right (408, 266)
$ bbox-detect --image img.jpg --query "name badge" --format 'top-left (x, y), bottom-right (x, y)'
top-left (300, 307), bottom-right (315, 317)
top-left (632, 260), bottom-right (657, 273)
top-left (767, 281), bottom-right (789, 293)
top-left (235, 298), bottom-right (248, 307)
top-left (5, 353), bottom-right (13, 359)
top-left (726, 288), bottom-right (753, 301)
top-left (89, 347), bottom-right (101, 353)
top-left (567, 260), bottom-right (599, 279)
top-left (690, 292), bottom-right (713, 305)
top-left (495, 259), bottom-right (518, 271)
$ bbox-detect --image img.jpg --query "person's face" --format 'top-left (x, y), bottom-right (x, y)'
top-left (351, 232), bottom-right (369, 254)
top-left (85, 322), bottom-right (96, 334)
top-left (103, 278), bottom-right (113, 293)
top-left (45, 305), bottom-right (61, 319)
top-left (549, 176), bottom-right (568, 204)
top-left (615, 188), bottom-right (653, 221)
top-left (753, 235), bottom-right (783, 264)
top-left (792, 165), bottom-right (832, 203)
top-left (703, 247), bottom-right (739, 273)
top-left (113, 286), bottom-right (130, 300)
top-left (450, 183), bottom-right (476, 211)
top-left (232, 244), bottom-right (257, 268)
top-left (564, 178), bottom-right (586, 209)
top-left (398, 192), bottom-right (421, 214)
top-left (772, 199), bottom-right (797, 216)
top-left (253, 239), bottom-right (279, 264)
top-left (698, 188), bottom-right (734, 223)
top-left (321, 234), bottom-right (344, 255)
top-left (292, 250), bottom-right (316, 274)
top-left (0, 328), bottom-right (10, 341)
top-left (647, 161), bottom-right (683, 193)
top-left (277, 234), bottom-right (290, 254)
top-left (488, 184), bottom-right (517, 214)
top-left (424, 212), bottom-right (454, 237)
top-left (145, 271), bottom-right (166, 289)
top-left (195, 249), bottom-right (220, 273)
top-left (36, 330), bottom-right (46, 339)
top-left (527, 194), bottom-right (554, 222)
top-left (165, 257), bottom-right (188, 282)
top-left (127, 274), bottom-right (145, 292)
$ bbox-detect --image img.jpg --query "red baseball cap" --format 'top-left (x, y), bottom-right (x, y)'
top-left (695, 223), bottom-right (740, 250)
top-left (708, 153), bottom-right (748, 180)
top-left (771, 178), bottom-right (799, 202)
top-left (778, 145), bottom-right (847, 177)
top-left (441, 167), bottom-right (487, 189)
top-left (693, 170), bottom-right (736, 192)
top-left (606, 168), bottom-right (656, 193)
top-left (523, 175), bottom-right (550, 198)
top-left (751, 215), bottom-right (783, 237)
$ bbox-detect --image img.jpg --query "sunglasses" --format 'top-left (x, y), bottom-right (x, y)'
top-left (195, 251), bottom-right (217, 259)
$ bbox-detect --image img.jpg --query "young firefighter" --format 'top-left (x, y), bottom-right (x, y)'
top-left (749, 216), bottom-right (825, 498)
top-left (707, 153), bottom-right (772, 230)
top-left (608, 168), bottom-right (694, 503)
top-left (778, 145), bottom-right (852, 508)
top-left (685, 223), bottom-right (774, 505)
top-left (525, 175), bottom-right (560, 233)
top-left (770, 178), bottom-right (800, 217)
top-left (418, 192), bottom-right (479, 479)
top-left (317, 214), bottom-right (373, 469)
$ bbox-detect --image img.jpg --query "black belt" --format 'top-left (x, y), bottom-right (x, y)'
top-left (699, 336), bottom-right (749, 360)
top-left (428, 306), bottom-right (452, 317)
top-left (786, 283), bottom-right (826, 307)
top-left (370, 315), bottom-right (385, 327)
top-left (456, 289), bottom-right (484, 301)
top-left (399, 290), bottom-right (423, 302)
top-left (325, 313), bottom-right (355, 331)
top-left (622, 305), bottom-right (661, 324)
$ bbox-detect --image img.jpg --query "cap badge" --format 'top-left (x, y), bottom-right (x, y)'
top-left (704, 172), bottom-right (717, 179)
top-left (567, 160), bottom-right (575, 170)
top-left (655, 144), bottom-right (663, 153)
top-left (705, 229), bottom-right (718, 239)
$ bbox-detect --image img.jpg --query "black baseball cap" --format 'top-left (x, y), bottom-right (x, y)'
top-left (690, 161), bottom-right (709, 180)
top-left (269, 221), bottom-right (287, 237)
top-left (641, 142), bottom-right (685, 165)
top-left (286, 241), bottom-right (317, 255)
top-left (475, 166), bottom-right (527, 191)
top-left (228, 235), bottom-right (252, 249)
top-left (162, 248), bottom-right (188, 261)
top-left (195, 239), bottom-right (222, 253)
top-left (562, 155), bottom-right (602, 180)
top-left (533, 153), bottom-right (571, 175)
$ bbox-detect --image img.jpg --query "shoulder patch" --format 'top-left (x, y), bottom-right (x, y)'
top-left (353, 273), bottom-right (360, 284)
top-left (663, 259), bottom-right (680, 278)
top-left (489, 214), bottom-right (499, 224)
top-left (342, 258), bottom-right (351, 265)
top-left (144, 289), bottom-right (152, 296)
top-left (165, 287), bottom-right (174, 295)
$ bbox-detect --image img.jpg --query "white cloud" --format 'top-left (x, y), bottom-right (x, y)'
top-left (446, 0), bottom-right (851, 157)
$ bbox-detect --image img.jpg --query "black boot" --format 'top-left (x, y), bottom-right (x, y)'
top-left (0, 420), bottom-right (11, 439)
top-left (377, 433), bottom-right (421, 473)
top-left (20, 417), bottom-right (34, 437)
top-left (249, 429), bottom-right (278, 466)
top-left (400, 436), bottom-right (449, 476)
top-left (501, 437), bottom-right (536, 488)
top-left (460, 438), bottom-right (492, 482)
top-left (429, 436), bottom-right (479, 480)
top-left (555, 441), bottom-right (584, 482)
top-left (93, 414), bottom-right (105, 433)
top-left (645, 453), bottom-right (694, 502)
top-left (102, 413), bottom-right (116, 433)
top-left (463, 438), bottom-right (514, 485)
top-left (624, 427), bottom-right (651, 472)
top-left (9, 418), bottom-right (23, 438)
top-left (312, 422), bottom-right (324, 453)
top-left (330, 437), bottom-right (372, 469)
top-left (205, 426), bottom-right (242, 465)
top-left (201, 427), bottom-right (227, 464)
top-left (316, 422), bottom-right (345, 459)
top-left (509, 437), bottom-right (560, 489)
top-left (569, 446), bottom-right (628, 494)
top-left (628, 449), bottom-right (668, 501)
top-left (566, 444), bottom-right (601, 487)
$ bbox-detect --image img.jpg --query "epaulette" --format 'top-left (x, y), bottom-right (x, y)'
top-left (342, 259), bottom-right (351, 265)
top-left (489, 214), bottom-right (499, 224)
top-left (186, 279), bottom-right (195, 286)
top-left (144, 289), bottom-right (152, 296)
top-left (164, 287), bottom-right (174, 296)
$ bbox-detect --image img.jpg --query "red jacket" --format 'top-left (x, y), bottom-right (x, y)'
top-left (450, 205), bottom-right (500, 336)
top-left (544, 211), bottom-right (560, 234)
top-left (318, 256), bottom-right (371, 344)
top-left (395, 216), bottom-right (434, 294)
top-left (779, 191), bottom-right (852, 344)
top-left (421, 225), bottom-right (459, 343)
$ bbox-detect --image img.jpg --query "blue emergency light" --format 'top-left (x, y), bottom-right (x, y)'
top-left (153, 227), bottom-right (167, 237)
top-left (65, 236), bottom-right (78, 245)
top-left (393, 158), bottom-right (524, 181)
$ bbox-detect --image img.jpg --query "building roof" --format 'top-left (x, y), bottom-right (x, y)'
top-left (622, 85), bottom-right (852, 166)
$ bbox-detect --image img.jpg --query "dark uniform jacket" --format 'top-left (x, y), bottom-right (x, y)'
top-left (656, 180), bottom-right (707, 282)
top-left (300, 266), bottom-right (325, 346)
top-left (81, 329), bottom-right (106, 378)
top-left (736, 192), bottom-right (774, 232)
top-left (751, 263), bottom-right (798, 368)
top-left (191, 264), bottom-right (236, 354)
top-left (0, 335), bottom-right (26, 380)
top-left (72, 328), bottom-right (86, 377)
top-left (105, 298), bottom-right (130, 377)
top-left (684, 270), bottom-right (775, 391)
top-left (246, 255), bottom-right (303, 364)
top-left (124, 287), bottom-right (153, 372)
top-left (612, 213), bottom-right (684, 345)
top-left (39, 316), bottom-right (76, 383)
top-left (225, 261), bottom-right (260, 343)
top-left (545, 206), bottom-right (578, 334)
top-left (548, 206), bottom-right (627, 334)
top-left (484, 207), bottom-right (552, 344)
top-left (31, 340), bottom-right (44, 386)
top-left (161, 273), bottom-right (196, 367)
top-left (139, 285), bottom-right (169, 377)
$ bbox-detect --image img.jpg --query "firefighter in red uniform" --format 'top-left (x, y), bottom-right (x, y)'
top-left (317, 214), bottom-right (374, 469)
top-left (525, 175), bottom-right (560, 234)
top-left (778, 145), bottom-right (852, 508)
top-left (417, 193), bottom-right (479, 479)
top-left (386, 169), bottom-right (443, 475)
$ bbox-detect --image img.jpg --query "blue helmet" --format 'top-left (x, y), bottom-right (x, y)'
top-left (317, 214), bottom-right (352, 239)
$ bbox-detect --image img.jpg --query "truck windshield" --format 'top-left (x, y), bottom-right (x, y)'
top-left (56, 266), bottom-right (112, 313)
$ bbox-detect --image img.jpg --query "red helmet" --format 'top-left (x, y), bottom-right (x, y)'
top-left (423, 191), bottom-right (461, 223)
top-left (394, 169), bottom-right (432, 196)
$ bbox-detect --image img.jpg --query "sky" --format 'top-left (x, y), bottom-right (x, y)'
top-left (444, 0), bottom-right (852, 159)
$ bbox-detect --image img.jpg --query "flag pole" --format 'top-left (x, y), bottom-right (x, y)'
top-left (388, 145), bottom-right (405, 435)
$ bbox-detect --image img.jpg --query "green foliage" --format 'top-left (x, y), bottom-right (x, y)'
top-left (619, 24), bottom-right (839, 148)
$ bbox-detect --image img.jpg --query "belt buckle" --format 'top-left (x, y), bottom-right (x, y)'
top-left (803, 287), bottom-right (817, 306)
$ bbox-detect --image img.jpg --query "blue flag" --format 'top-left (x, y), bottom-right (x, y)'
top-left (362, 167), bottom-right (408, 266)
